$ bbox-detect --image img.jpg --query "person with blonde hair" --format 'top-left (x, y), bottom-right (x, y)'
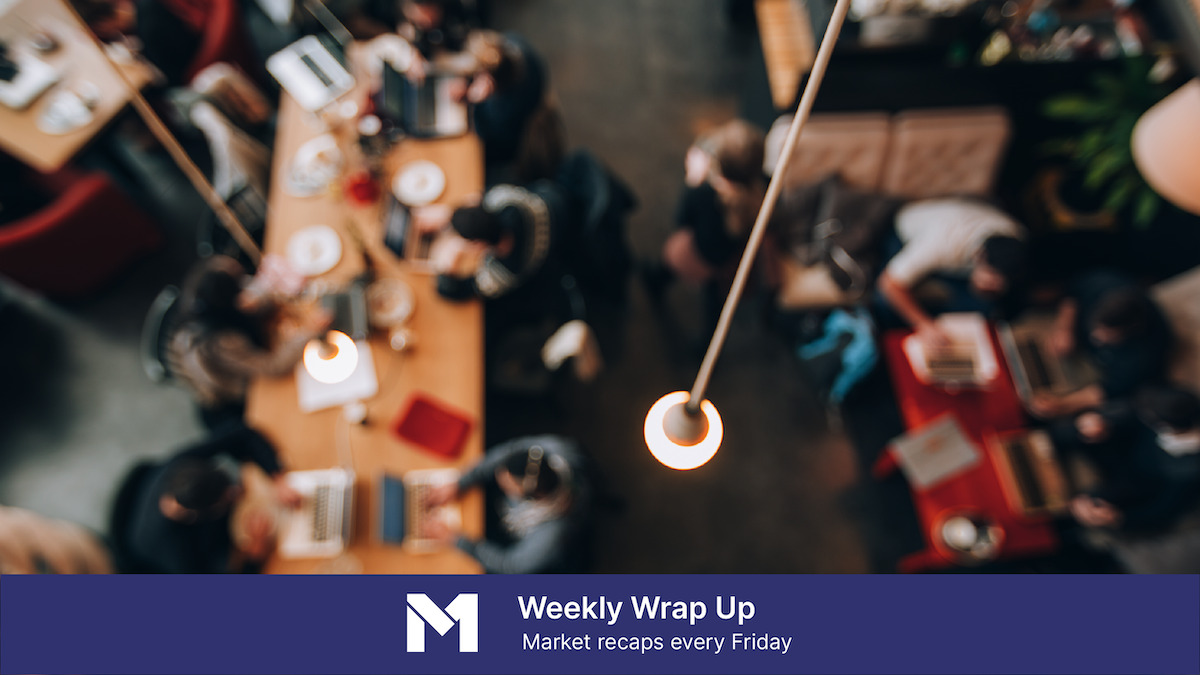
top-left (643, 120), bottom-right (767, 329)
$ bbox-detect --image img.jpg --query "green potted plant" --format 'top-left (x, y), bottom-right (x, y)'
top-left (1040, 57), bottom-right (1174, 227)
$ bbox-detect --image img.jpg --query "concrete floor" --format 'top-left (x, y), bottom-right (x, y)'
top-left (0, 0), bottom-right (880, 573)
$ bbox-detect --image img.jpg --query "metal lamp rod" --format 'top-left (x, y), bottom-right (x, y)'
top-left (62, 0), bottom-right (263, 265)
top-left (686, 0), bottom-right (853, 414)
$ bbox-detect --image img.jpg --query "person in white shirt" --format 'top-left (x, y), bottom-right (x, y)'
top-left (876, 198), bottom-right (1028, 347)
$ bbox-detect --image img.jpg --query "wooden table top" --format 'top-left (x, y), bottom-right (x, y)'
top-left (246, 57), bottom-right (486, 574)
top-left (0, 0), bottom-right (155, 172)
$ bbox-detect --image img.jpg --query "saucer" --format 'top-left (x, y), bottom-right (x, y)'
top-left (287, 224), bottom-right (342, 276)
top-left (286, 135), bottom-right (342, 197)
top-left (36, 90), bottom-right (93, 135)
top-left (392, 160), bottom-right (445, 206)
top-left (367, 278), bottom-right (416, 327)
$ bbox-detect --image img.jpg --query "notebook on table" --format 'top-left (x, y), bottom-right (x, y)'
top-left (888, 414), bottom-right (982, 491)
top-left (379, 468), bottom-right (461, 553)
top-left (277, 468), bottom-right (355, 559)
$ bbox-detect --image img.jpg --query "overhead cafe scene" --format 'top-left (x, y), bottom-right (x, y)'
top-left (1, 0), bottom-right (1199, 576)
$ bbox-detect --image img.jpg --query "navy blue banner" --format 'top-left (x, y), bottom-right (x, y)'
top-left (2, 575), bottom-right (1197, 675)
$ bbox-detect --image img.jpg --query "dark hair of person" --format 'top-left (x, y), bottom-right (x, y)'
top-left (450, 206), bottom-right (503, 244)
top-left (979, 236), bottom-right (1028, 288)
top-left (70, 0), bottom-right (117, 25)
top-left (504, 447), bottom-right (561, 498)
top-left (1138, 385), bottom-right (1200, 432)
top-left (180, 258), bottom-right (268, 347)
top-left (165, 458), bottom-right (235, 512)
top-left (1093, 287), bottom-right (1150, 336)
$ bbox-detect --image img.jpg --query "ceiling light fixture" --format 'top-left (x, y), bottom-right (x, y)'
top-left (644, 0), bottom-right (853, 469)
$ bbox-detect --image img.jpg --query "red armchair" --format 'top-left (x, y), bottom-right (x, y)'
top-left (0, 165), bottom-right (163, 299)
top-left (184, 0), bottom-right (264, 87)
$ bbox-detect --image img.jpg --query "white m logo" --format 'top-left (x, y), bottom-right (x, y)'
top-left (406, 593), bottom-right (478, 653)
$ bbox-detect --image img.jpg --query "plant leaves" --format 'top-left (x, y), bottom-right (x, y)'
top-left (1133, 187), bottom-right (1161, 227)
top-left (1103, 175), bottom-right (1138, 212)
top-left (1043, 95), bottom-right (1113, 121)
top-left (1085, 149), bottom-right (1126, 189)
top-left (1075, 128), bottom-right (1108, 162)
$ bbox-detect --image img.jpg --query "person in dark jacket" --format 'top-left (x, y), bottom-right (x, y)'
top-left (1032, 270), bottom-right (1173, 419)
top-left (123, 424), bottom-right (299, 573)
top-left (1052, 385), bottom-right (1200, 532)
top-left (424, 435), bottom-right (591, 574)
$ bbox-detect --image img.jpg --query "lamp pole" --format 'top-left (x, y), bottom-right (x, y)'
top-left (684, 0), bottom-right (853, 415)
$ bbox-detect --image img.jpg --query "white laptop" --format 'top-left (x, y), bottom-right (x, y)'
top-left (0, 51), bottom-right (60, 111)
top-left (277, 468), bottom-right (355, 559)
top-left (267, 35), bottom-right (354, 111)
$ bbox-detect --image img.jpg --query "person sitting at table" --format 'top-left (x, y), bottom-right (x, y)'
top-left (454, 30), bottom-right (564, 184)
top-left (431, 182), bottom-right (567, 310)
top-left (424, 435), bottom-right (592, 574)
top-left (341, 0), bottom-right (474, 55)
top-left (121, 423), bottom-right (300, 573)
top-left (1030, 269), bottom-right (1172, 419)
top-left (641, 119), bottom-right (767, 333)
top-left (1052, 384), bottom-right (1200, 532)
top-left (874, 198), bottom-right (1029, 346)
top-left (71, 0), bottom-right (238, 87)
top-left (168, 255), bottom-right (331, 429)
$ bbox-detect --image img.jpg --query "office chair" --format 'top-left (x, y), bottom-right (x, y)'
top-left (141, 285), bottom-right (182, 384)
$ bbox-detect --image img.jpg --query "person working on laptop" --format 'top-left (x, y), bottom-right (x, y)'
top-left (1051, 385), bottom-right (1200, 531)
top-left (1030, 270), bottom-right (1172, 419)
top-left (874, 199), bottom-right (1028, 347)
top-left (423, 435), bottom-right (592, 574)
top-left (341, 0), bottom-right (474, 56)
top-left (120, 423), bottom-right (301, 573)
top-left (168, 255), bottom-right (332, 430)
top-left (452, 30), bottom-right (563, 184)
top-left (430, 182), bottom-right (566, 311)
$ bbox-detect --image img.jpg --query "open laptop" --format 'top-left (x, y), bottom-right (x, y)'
top-left (998, 313), bottom-right (1099, 405)
top-left (902, 313), bottom-right (998, 387)
top-left (379, 468), bottom-right (461, 553)
top-left (377, 62), bottom-right (469, 138)
top-left (986, 429), bottom-right (1071, 516)
top-left (277, 468), bottom-right (355, 559)
top-left (266, 1), bottom-right (354, 111)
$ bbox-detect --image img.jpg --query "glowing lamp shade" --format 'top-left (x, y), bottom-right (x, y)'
top-left (303, 330), bottom-right (359, 384)
top-left (643, 391), bottom-right (723, 471)
top-left (1132, 79), bottom-right (1200, 216)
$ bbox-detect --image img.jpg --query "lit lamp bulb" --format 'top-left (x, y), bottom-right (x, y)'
top-left (643, 391), bottom-right (723, 471)
top-left (303, 330), bottom-right (358, 384)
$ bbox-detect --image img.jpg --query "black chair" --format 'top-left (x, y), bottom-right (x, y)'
top-left (107, 461), bottom-right (160, 574)
top-left (140, 285), bottom-right (181, 384)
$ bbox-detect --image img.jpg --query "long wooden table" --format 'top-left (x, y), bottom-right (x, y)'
top-left (0, 0), bottom-right (155, 171)
top-left (246, 68), bottom-right (486, 574)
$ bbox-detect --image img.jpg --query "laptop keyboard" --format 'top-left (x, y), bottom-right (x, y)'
top-left (1017, 338), bottom-right (1052, 390)
top-left (407, 482), bottom-right (430, 539)
top-left (312, 484), bottom-right (332, 542)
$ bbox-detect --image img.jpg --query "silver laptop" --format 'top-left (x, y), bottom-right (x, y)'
top-left (277, 468), bottom-right (355, 558)
top-left (267, 34), bottom-right (354, 111)
top-left (999, 313), bottom-right (1099, 405)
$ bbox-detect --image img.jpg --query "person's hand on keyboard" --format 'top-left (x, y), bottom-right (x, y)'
top-left (421, 513), bottom-right (459, 545)
top-left (274, 475), bottom-right (303, 509)
top-left (425, 483), bottom-right (459, 508)
top-left (241, 509), bottom-right (276, 560)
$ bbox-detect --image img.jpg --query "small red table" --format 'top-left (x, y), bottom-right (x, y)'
top-left (877, 325), bottom-right (1059, 572)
